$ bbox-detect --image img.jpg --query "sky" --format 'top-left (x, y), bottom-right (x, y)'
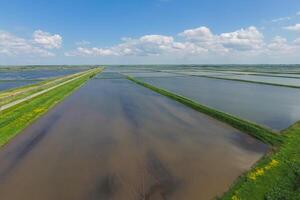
top-left (1, 0), bottom-right (300, 65)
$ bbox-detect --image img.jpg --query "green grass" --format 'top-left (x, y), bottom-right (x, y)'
top-left (221, 122), bottom-right (300, 200)
top-left (127, 76), bottom-right (282, 146)
top-left (0, 69), bottom-right (94, 107)
top-left (126, 75), bottom-right (300, 200)
top-left (0, 69), bottom-right (101, 147)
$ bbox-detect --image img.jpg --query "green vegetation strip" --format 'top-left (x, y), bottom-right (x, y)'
top-left (0, 68), bottom-right (101, 147)
top-left (127, 75), bottom-right (300, 199)
top-left (221, 122), bottom-right (300, 200)
top-left (0, 69), bottom-right (94, 107)
top-left (126, 76), bottom-right (282, 146)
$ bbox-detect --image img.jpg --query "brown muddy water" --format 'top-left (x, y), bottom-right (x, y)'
top-left (0, 78), bottom-right (267, 200)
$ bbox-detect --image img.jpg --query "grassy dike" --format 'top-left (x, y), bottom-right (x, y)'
top-left (127, 76), bottom-right (300, 199)
top-left (0, 69), bottom-right (93, 106)
top-left (221, 122), bottom-right (300, 200)
top-left (0, 68), bottom-right (101, 147)
top-left (126, 76), bottom-right (282, 146)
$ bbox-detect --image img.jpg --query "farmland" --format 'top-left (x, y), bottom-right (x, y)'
top-left (0, 65), bottom-right (300, 199)
top-left (0, 67), bottom-right (101, 146)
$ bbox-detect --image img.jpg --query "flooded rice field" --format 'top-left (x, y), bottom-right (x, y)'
top-left (205, 71), bottom-right (300, 78)
top-left (95, 72), bottom-right (125, 79)
top-left (0, 80), bottom-right (39, 91)
top-left (0, 69), bottom-right (82, 80)
top-left (137, 76), bottom-right (300, 130)
top-left (124, 72), bottom-right (183, 78)
top-left (203, 74), bottom-right (300, 87)
top-left (0, 69), bottom-right (83, 91)
top-left (0, 77), bottom-right (266, 200)
top-left (161, 69), bottom-right (300, 80)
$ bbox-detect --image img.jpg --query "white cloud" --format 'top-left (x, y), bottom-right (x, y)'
top-left (179, 26), bottom-right (214, 42)
top-left (66, 34), bottom-right (201, 57)
top-left (270, 11), bottom-right (300, 23)
top-left (179, 26), bottom-right (263, 52)
top-left (294, 38), bottom-right (300, 45)
top-left (283, 24), bottom-right (300, 31)
top-left (65, 47), bottom-right (118, 57)
top-left (219, 26), bottom-right (264, 51)
top-left (33, 30), bottom-right (62, 49)
top-left (267, 36), bottom-right (294, 53)
top-left (65, 25), bottom-right (300, 62)
top-left (0, 31), bottom-right (54, 57)
top-left (140, 35), bottom-right (173, 44)
top-left (271, 16), bottom-right (292, 23)
top-left (67, 26), bottom-right (264, 57)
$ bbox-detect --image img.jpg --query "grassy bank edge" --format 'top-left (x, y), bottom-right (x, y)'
top-left (126, 76), bottom-right (282, 146)
top-left (0, 69), bottom-right (94, 104)
top-left (220, 122), bottom-right (300, 200)
top-left (0, 68), bottom-right (102, 147)
top-left (126, 75), bottom-right (300, 200)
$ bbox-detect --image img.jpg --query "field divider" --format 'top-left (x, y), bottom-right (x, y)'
top-left (0, 69), bottom-right (91, 99)
top-left (0, 68), bottom-right (102, 147)
top-left (0, 69), bottom-right (98, 112)
top-left (126, 76), bottom-right (283, 146)
top-left (221, 121), bottom-right (300, 200)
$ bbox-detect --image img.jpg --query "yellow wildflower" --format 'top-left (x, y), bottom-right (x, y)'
top-left (248, 168), bottom-right (264, 180)
top-left (270, 159), bottom-right (279, 167)
top-left (248, 159), bottom-right (279, 180)
top-left (232, 195), bottom-right (240, 200)
top-left (264, 159), bottom-right (279, 170)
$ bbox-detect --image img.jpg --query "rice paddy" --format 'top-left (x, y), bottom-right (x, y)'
top-left (0, 65), bottom-right (300, 200)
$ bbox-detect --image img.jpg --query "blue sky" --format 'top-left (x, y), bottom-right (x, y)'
top-left (1, 0), bottom-right (300, 64)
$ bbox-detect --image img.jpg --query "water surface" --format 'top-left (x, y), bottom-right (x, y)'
top-left (0, 80), bottom-right (39, 91)
top-left (138, 76), bottom-right (300, 130)
top-left (0, 78), bottom-right (266, 200)
top-left (0, 69), bottom-right (82, 80)
top-left (207, 74), bottom-right (300, 87)
top-left (124, 72), bottom-right (183, 78)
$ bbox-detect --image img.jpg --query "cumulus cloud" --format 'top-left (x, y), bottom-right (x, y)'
top-left (0, 31), bottom-right (55, 57)
top-left (267, 36), bottom-right (294, 53)
top-left (294, 38), bottom-right (300, 45)
top-left (283, 24), bottom-right (300, 31)
top-left (66, 34), bottom-right (205, 57)
top-left (219, 26), bottom-right (264, 51)
top-left (66, 25), bottom-right (300, 59)
top-left (33, 30), bottom-right (62, 49)
top-left (65, 47), bottom-right (118, 57)
top-left (122, 35), bottom-right (179, 56)
top-left (179, 26), bottom-right (263, 52)
top-left (179, 26), bottom-right (214, 42)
